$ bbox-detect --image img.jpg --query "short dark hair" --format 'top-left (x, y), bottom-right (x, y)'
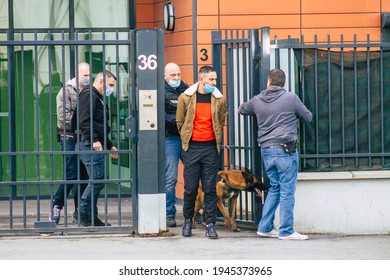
top-left (104, 70), bottom-right (117, 80)
top-left (199, 65), bottom-right (216, 76)
top-left (94, 70), bottom-right (117, 83)
top-left (268, 69), bottom-right (285, 87)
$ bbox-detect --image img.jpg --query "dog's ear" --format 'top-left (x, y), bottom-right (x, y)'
top-left (243, 167), bottom-right (252, 174)
top-left (241, 171), bottom-right (254, 184)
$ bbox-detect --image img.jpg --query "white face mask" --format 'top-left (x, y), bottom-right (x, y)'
top-left (105, 87), bottom-right (114, 97)
top-left (79, 77), bottom-right (90, 87)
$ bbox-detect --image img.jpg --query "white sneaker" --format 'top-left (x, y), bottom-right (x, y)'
top-left (257, 229), bottom-right (279, 238)
top-left (279, 232), bottom-right (308, 240)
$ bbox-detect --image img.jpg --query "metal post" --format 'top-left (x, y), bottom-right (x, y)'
top-left (249, 29), bottom-right (263, 224)
top-left (134, 29), bottom-right (165, 234)
top-left (260, 27), bottom-right (271, 91)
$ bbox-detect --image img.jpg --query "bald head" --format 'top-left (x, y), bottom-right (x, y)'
top-left (164, 62), bottom-right (181, 82)
top-left (77, 62), bottom-right (91, 89)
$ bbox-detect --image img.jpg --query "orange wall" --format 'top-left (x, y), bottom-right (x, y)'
top-left (136, 0), bottom-right (390, 200)
top-left (136, 0), bottom-right (390, 81)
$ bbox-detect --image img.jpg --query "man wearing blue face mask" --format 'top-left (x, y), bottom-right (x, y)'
top-left (75, 70), bottom-right (118, 227)
top-left (176, 65), bottom-right (226, 239)
top-left (164, 62), bottom-right (189, 228)
top-left (50, 62), bottom-right (90, 224)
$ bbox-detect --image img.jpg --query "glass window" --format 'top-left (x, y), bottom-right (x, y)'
top-left (14, 0), bottom-right (69, 29)
top-left (75, 0), bottom-right (128, 28)
top-left (0, 0), bottom-right (8, 29)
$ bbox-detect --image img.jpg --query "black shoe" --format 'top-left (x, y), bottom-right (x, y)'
top-left (166, 217), bottom-right (176, 227)
top-left (72, 211), bottom-right (78, 224)
top-left (205, 223), bottom-right (218, 239)
top-left (182, 219), bottom-right (192, 237)
top-left (93, 217), bottom-right (111, 227)
top-left (79, 214), bottom-right (91, 227)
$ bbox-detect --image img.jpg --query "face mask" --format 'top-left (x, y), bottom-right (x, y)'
top-left (203, 83), bottom-right (215, 93)
top-left (79, 77), bottom-right (90, 87)
top-left (168, 79), bottom-right (181, 88)
top-left (105, 87), bottom-right (114, 97)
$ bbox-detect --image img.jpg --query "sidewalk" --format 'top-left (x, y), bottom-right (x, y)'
top-left (1, 200), bottom-right (390, 260)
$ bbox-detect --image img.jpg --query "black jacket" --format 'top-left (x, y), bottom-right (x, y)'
top-left (165, 80), bottom-right (188, 135)
top-left (76, 85), bottom-right (113, 149)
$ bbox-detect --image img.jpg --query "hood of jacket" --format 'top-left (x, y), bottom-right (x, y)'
top-left (259, 86), bottom-right (286, 103)
top-left (184, 82), bottom-right (223, 98)
top-left (65, 78), bottom-right (78, 90)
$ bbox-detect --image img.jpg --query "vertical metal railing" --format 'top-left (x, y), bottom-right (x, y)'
top-left (211, 26), bottom-right (390, 228)
top-left (0, 30), bottom-right (135, 234)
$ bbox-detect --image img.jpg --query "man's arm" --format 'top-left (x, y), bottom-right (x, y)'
top-left (176, 94), bottom-right (186, 133)
top-left (238, 99), bottom-right (254, 116)
top-left (294, 95), bottom-right (312, 123)
top-left (56, 86), bottom-right (73, 131)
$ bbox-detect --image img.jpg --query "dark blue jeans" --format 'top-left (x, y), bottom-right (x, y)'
top-left (76, 140), bottom-right (106, 219)
top-left (165, 135), bottom-right (182, 218)
top-left (53, 136), bottom-right (88, 211)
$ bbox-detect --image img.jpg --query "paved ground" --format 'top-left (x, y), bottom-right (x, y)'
top-left (1, 221), bottom-right (390, 260)
top-left (1, 199), bottom-right (390, 260)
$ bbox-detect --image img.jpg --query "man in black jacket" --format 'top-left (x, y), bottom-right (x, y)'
top-left (75, 70), bottom-right (118, 226)
top-left (164, 63), bottom-right (188, 227)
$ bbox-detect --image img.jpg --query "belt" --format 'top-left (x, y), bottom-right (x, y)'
top-left (263, 145), bottom-right (283, 149)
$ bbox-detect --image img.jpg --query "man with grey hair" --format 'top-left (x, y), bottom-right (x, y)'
top-left (50, 62), bottom-right (90, 224)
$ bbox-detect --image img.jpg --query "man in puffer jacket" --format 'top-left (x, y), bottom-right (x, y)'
top-left (50, 62), bottom-right (90, 224)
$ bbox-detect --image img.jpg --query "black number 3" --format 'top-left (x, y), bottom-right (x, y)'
top-left (200, 48), bottom-right (208, 61)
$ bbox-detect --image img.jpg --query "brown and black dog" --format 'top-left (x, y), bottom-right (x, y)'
top-left (193, 169), bottom-right (268, 232)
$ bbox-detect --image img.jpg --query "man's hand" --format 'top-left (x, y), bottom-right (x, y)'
top-left (110, 146), bottom-right (118, 159)
top-left (93, 141), bottom-right (102, 151)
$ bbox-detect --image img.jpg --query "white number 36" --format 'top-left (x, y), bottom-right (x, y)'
top-left (138, 54), bottom-right (157, 70)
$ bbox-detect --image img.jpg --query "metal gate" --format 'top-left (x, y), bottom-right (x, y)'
top-left (0, 29), bottom-right (165, 235)
top-left (212, 27), bottom-right (305, 228)
top-left (212, 26), bottom-right (390, 228)
top-left (212, 29), bottom-right (267, 229)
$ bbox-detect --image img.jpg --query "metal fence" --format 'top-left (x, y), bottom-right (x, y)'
top-left (212, 27), bottom-right (390, 228)
top-left (0, 30), bottom-right (136, 234)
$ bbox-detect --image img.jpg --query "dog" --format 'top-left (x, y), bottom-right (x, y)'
top-left (193, 169), bottom-right (268, 232)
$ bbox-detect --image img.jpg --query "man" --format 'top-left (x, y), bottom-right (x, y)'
top-left (176, 65), bottom-right (226, 239)
top-left (164, 62), bottom-right (189, 228)
top-left (76, 70), bottom-right (118, 227)
top-left (238, 68), bottom-right (312, 240)
top-left (50, 62), bottom-right (90, 224)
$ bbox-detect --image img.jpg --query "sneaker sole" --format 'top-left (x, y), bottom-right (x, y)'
top-left (279, 236), bottom-right (308, 240)
top-left (256, 232), bottom-right (279, 238)
top-left (206, 234), bottom-right (218, 239)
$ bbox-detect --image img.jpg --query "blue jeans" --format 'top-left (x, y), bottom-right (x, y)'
top-left (258, 147), bottom-right (298, 237)
top-left (53, 137), bottom-right (88, 211)
top-left (76, 140), bottom-right (106, 219)
top-left (165, 135), bottom-right (182, 218)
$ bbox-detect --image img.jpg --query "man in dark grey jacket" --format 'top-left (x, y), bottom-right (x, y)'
top-left (239, 68), bottom-right (312, 240)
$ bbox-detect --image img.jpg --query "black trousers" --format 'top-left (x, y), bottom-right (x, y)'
top-left (181, 143), bottom-right (219, 224)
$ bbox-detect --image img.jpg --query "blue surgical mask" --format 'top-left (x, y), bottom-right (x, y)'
top-left (105, 87), bottom-right (114, 97)
top-left (203, 83), bottom-right (215, 93)
top-left (168, 79), bottom-right (181, 88)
